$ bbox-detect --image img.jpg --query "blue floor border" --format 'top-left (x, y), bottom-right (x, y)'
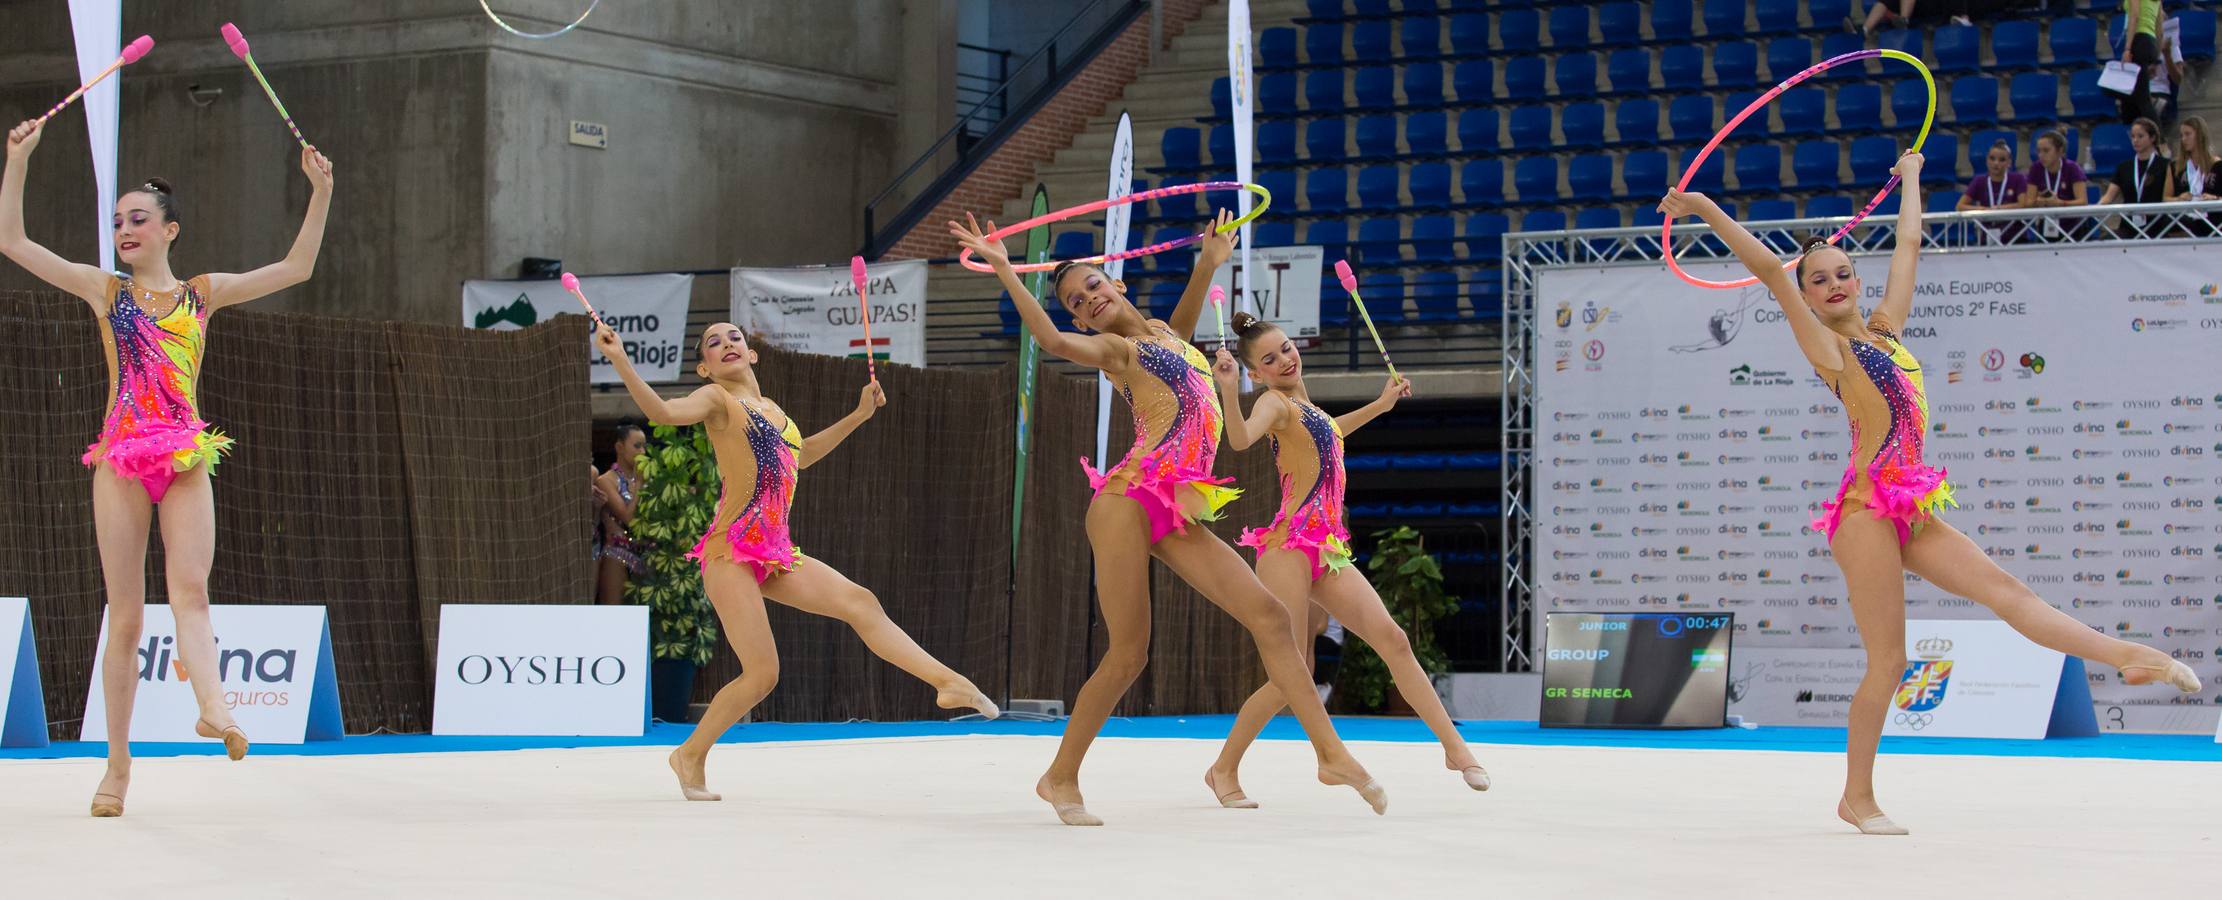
top-left (6, 715), bottom-right (2217, 762)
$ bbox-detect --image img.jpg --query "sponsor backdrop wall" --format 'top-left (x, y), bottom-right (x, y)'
top-left (732, 259), bottom-right (928, 368)
top-left (464, 274), bottom-right (692, 384)
top-left (1535, 245), bottom-right (2222, 731)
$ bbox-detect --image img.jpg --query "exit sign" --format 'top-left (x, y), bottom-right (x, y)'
top-left (569, 120), bottom-right (607, 149)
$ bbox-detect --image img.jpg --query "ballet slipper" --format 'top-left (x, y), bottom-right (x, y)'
top-left (195, 719), bottom-right (249, 761)
top-left (1038, 774), bottom-right (1101, 826)
top-left (668, 748), bottom-right (720, 801)
top-left (1838, 798), bottom-right (1909, 835)
top-left (1461, 766), bottom-right (1491, 791)
top-left (1205, 768), bottom-right (1258, 809)
top-left (89, 792), bottom-right (124, 818)
top-left (2121, 659), bottom-right (2202, 694)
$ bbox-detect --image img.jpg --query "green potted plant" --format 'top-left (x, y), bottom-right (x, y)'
top-left (1333, 526), bottom-right (1460, 713)
top-left (626, 423), bottom-right (723, 723)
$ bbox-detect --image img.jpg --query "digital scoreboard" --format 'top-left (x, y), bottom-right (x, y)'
top-left (1541, 613), bottom-right (1734, 729)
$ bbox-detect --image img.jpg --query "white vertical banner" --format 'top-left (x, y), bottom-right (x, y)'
top-left (431, 605), bottom-right (649, 737)
top-left (67, 0), bottom-right (122, 274)
top-left (1098, 112), bottom-right (1136, 467)
top-left (1227, 0), bottom-right (1256, 317)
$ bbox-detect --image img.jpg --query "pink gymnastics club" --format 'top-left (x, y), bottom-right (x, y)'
top-left (31, 36), bottom-right (153, 128)
top-left (1334, 260), bottom-right (1400, 382)
top-left (850, 256), bottom-right (877, 384)
top-left (221, 24), bottom-right (314, 150)
top-left (560, 272), bottom-right (609, 331)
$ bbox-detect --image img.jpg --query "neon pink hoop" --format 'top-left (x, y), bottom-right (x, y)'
top-left (1664, 49), bottom-right (1934, 289)
top-left (957, 181), bottom-right (1272, 273)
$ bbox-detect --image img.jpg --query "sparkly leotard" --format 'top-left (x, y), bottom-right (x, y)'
top-left (1082, 321), bottom-right (1240, 543)
top-left (688, 395), bottom-right (807, 583)
top-left (82, 275), bottom-right (234, 502)
top-left (1239, 395), bottom-right (1352, 580)
top-left (1811, 311), bottom-right (1956, 544)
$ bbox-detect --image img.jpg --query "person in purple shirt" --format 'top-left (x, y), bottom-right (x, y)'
top-left (1958, 139), bottom-right (2029, 243)
top-left (2019, 130), bottom-right (2089, 239)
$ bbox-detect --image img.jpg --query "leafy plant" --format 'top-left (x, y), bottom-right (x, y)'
top-left (1335, 526), bottom-right (1460, 711)
top-left (625, 423), bottom-right (722, 665)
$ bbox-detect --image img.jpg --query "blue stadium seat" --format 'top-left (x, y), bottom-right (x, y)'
top-left (1932, 24), bottom-right (1981, 73)
top-left (1211, 77), bottom-right (1230, 119)
top-left (1306, 118), bottom-right (1347, 161)
top-left (1260, 72), bottom-right (1297, 116)
top-left (1607, 48), bottom-right (1651, 94)
top-left (1754, 0), bottom-right (1799, 34)
top-left (1835, 83), bottom-right (1882, 132)
top-left (1407, 111), bottom-right (1449, 156)
top-left (1809, 0), bottom-right (1853, 29)
top-left (2091, 123), bottom-right (2132, 172)
top-left (1820, 32), bottom-right (1866, 76)
top-left (1260, 27), bottom-right (1300, 70)
top-left (1650, 0), bottom-right (1695, 42)
top-left (1780, 88), bottom-right (1825, 136)
top-left (1499, 8), bottom-right (1541, 53)
top-left (1575, 207), bottom-right (1622, 257)
top-left (1620, 150), bottom-right (1668, 197)
top-left (1677, 147), bottom-right (1725, 194)
top-left (1448, 14), bottom-right (1490, 57)
top-left (1351, 20), bottom-right (1393, 64)
top-left (1468, 275), bottom-right (1503, 318)
top-left (1358, 272), bottom-right (1405, 322)
top-left (2182, 11), bottom-right (2216, 61)
top-left (1549, 5), bottom-right (1591, 46)
top-left (1509, 105), bottom-right (1553, 145)
top-left (1355, 115), bottom-right (1398, 158)
top-left (1209, 124), bottom-right (1235, 168)
top-left (1405, 62), bottom-right (1445, 106)
top-left (1305, 70), bottom-right (1345, 114)
top-left (1598, 2), bottom-right (1643, 48)
top-left (1259, 121), bottom-right (1297, 165)
top-left (1411, 215), bottom-right (1457, 263)
top-left (1661, 45), bottom-right (1705, 91)
top-left (1952, 76), bottom-right (2001, 126)
top-left (1793, 140), bottom-right (1842, 188)
top-left (1992, 20), bottom-right (2040, 70)
top-left (2010, 72), bottom-right (2061, 122)
top-left (1521, 209), bottom-right (1567, 234)
top-left (1306, 220), bottom-right (1349, 262)
top-left (1615, 99), bottom-right (1660, 145)
top-left (1356, 217), bottom-right (1403, 263)
top-left (1562, 102), bottom-right (1605, 147)
top-left (1401, 15), bottom-right (1442, 59)
top-left (1767, 38), bottom-right (1812, 82)
top-left (1461, 159), bottom-right (1504, 205)
top-left (1891, 79), bottom-right (1929, 127)
top-left (1305, 23), bottom-right (1345, 67)
top-left (1515, 156), bottom-right (1559, 203)
top-left (1747, 199), bottom-right (1797, 221)
top-left (1156, 177), bottom-right (1199, 219)
top-left (1411, 270), bottom-right (1462, 320)
top-left (1806, 196), bottom-right (1855, 218)
top-left (1254, 219), bottom-right (1296, 249)
top-left (1555, 52), bottom-right (1600, 98)
top-left (1053, 231), bottom-right (1096, 262)
top-left (1969, 128), bottom-right (2017, 172)
top-left (1926, 132), bottom-right (1960, 180)
top-left (1353, 66), bottom-right (1396, 111)
top-left (1453, 60), bottom-right (1494, 103)
top-left (1161, 127), bottom-right (1202, 171)
top-left (1144, 282), bottom-right (1182, 318)
top-left (1848, 135), bottom-right (1898, 179)
top-left (1353, 0), bottom-right (1391, 14)
top-left (1144, 229), bottom-right (1184, 273)
top-left (1504, 56), bottom-right (1547, 98)
top-left (1703, 0), bottom-right (1746, 37)
top-left (2051, 18), bottom-right (2100, 66)
top-left (1306, 0), bottom-right (1343, 17)
top-left (1257, 171), bottom-right (1298, 212)
top-left (1669, 94), bottom-right (1716, 141)
top-left (1876, 28), bottom-right (1921, 58)
top-left (1306, 168), bottom-right (1350, 213)
top-left (1457, 108), bottom-right (1499, 151)
top-left (1465, 212), bottom-right (1510, 261)
top-left (1411, 162), bottom-right (1453, 207)
top-left (2068, 69), bottom-right (2112, 118)
top-left (1568, 154), bottom-right (1614, 200)
top-left (1726, 90), bottom-right (1767, 134)
top-left (1358, 166), bottom-right (1401, 209)
top-left (1713, 42), bottom-right (1760, 88)
top-left (1735, 144), bottom-right (1782, 192)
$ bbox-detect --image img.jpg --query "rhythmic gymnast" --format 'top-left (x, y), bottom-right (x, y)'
top-left (593, 321), bottom-right (998, 802)
top-left (1202, 312), bottom-right (1490, 808)
top-left (2, 120), bottom-right (333, 816)
top-left (949, 210), bottom-right (1386, 825)
top-left (1659, 152), bottom-right (2201, 836)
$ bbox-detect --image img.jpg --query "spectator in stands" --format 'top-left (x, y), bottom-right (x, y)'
top-left (2170, 116), bottom-right (2220, 202)
top-left (1859, 0), bottom-right (1968, 35)
top-left (593, 423), bottom-right (647, 605)
top-left (1958, 139), bottom-right (2029, 243)
top-left (2119, 0), bottom-right (2166, 124)
top-left (2020, 130), bottom-right (2090, 239)
top-left (2098, 117), bottom-right (2174, 235)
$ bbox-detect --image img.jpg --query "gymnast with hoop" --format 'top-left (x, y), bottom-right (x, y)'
top-left (2, 118), bottom-right (334, 817)
top-left (949, 207), bottom-right (1387, 826)
top-left (588, 316), bottom-right (999, 803)
top-left (1658, 151), bottom-right (2202, 836)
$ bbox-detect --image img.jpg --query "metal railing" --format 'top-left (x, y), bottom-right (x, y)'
top-left (1495, 199), bottom-right (2222, 673)
top-left (862, 0), bottom-right (1148, 259)
top-left (954, 42), bottom-right (1013, 139)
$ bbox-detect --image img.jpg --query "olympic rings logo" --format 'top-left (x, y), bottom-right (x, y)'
top-left (1893, 711), bottom-right (1935, 730)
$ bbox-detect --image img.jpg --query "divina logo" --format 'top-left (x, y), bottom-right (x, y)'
top-left (138, 636), bottom-right (296, 684)
top-left (455, 655), bottom-right (628, 686)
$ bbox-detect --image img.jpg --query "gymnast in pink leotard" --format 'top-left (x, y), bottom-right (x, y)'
top-left (2, 119), bottom-right (333, 816)
top-left (1202, 312), bottom-right (1490, 808)
top-left (951, 208), bottom-right (1385, 826)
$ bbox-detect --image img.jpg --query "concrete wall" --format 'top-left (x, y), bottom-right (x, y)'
top-left (0, 1), bottom-right (946, 324)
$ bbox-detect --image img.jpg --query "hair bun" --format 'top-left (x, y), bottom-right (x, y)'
top-left (1230, 311), bottom-right (1262, 334)
top-left (142, 177), bottom-right (172, 195)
